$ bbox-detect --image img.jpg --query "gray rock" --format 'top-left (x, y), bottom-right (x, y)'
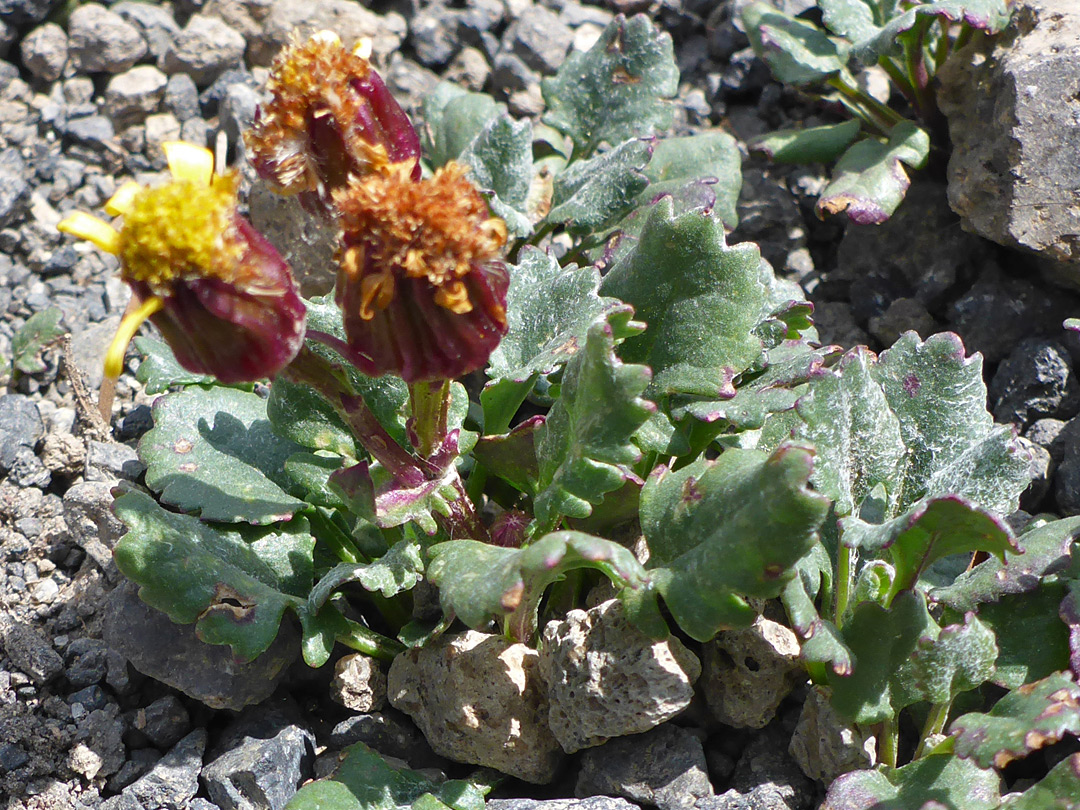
top-left (388, 629), bottom-right (563, 783)
top-left (410, 3), bottom-right (461, 67)
top-left (0, 742), bottom-right (29, 772)
top-left (1027, 417), bottom-right (1067, 459)
top-left (104, 65), bottom-right (169, 129)
top-left (788, 685), bottom-right (874, 785)
top-left (131, 695), bottom-right (191, 750)
top-left (113, 0), bottom-right (181, 62)
top-left (540, 598), bottom-right (700, 753)
top-left (1055, 416), bottom-right (1080, 512)
top-left (939, 0), bottom-right (1080, 274)
top-left (20, 22), bottom-right (67, 82)
top-left (63, 480), bottom-right (124, 580)
top-left (124, 728), bottom-right (206, 810)
top-left (331, 653), bottom-right (387, 713)
top-left (250, 0), bottom-right (407, 67)
top-left (702, 616), bottom-right (803, 729)
top-left (163, 72), bottom-right (200, 121)
top-left (84, 439), bottom-right (144, 482)
top-left (576, 724), bottom-right (713, 810)
top-left (721, 723), bottom-right (815, 810)
top-left (0, 0), bottom-right (58, 26)
top-left (218, 81), bottom-right (261, 150)
top-left (492, 51), bottom-right (540, 96)
top-left (1020, 438), bottom-right (1053, 511)
top-left (106, 748), bottom-right (161, 794)
top-left (327, 712), bottom-right (426, 760)
top-left (104, 580), bottom-right (297, 711)
top-left (202, 707), bottom-right (315, 810)
top-left (67, 3), bottom-right (147, 74)
top-left (0, 619), bottom-right (63, 684)
top-left (489, 800), bottom-right (640, 810)
top-left (66, 637), bottom-right (109, 688)
top-left (990, 338), bottom-right (1080, 427)
top-left (867, 298), bottom-right (938, 349)
top-left (445, 46), bottom-right (492, 91)
top-left (0, 147), bottom-right (29, 228)
top-left (162, 14), bottom-right (245, 87)
top-left (69, 705), bottom-right (125, 780)
top-left (5, 447), bottom-right (49, 487)
top-left (59, 114), bottom-right (117, 150)
top-left (509, 5), bottom-right (574, 74)
top-left (0, 393), bottom-right (43, 471)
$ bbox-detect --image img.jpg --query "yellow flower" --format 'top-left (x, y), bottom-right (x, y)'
top-left (58, 142), bottom-right (306, 385)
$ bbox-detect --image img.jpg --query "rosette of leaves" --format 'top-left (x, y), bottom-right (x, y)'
top-left (742, 0), bottom-right (1012, 223)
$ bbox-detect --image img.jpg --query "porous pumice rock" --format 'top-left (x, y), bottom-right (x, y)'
top-left (788, 685), bottom-right (876, 784)
top-left (387, 630), bottom-right (563, 783)
top-left (331, 653), bottom-right (387, 713)
top-left (539, 598), bottom-right (701, 753)
top-left (701, 614), bottom-right (803, 728)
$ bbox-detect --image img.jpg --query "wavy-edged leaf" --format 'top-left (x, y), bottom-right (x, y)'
top-left (12, 306), bottom-right (66, 375)
top-left (139, 385), bottom-right (306, 524)
top-left (542, 14), bottom-right (678, 157)
top-left (308, 538), bottom-right (423, 612)
top-left (999, 752), bottom-right (1080, 810)
top-left (641, 443), bottom-right (829, 641)
top-left (113, 490), bottom-right (311, 662)
top-left (642, 132), bottom-right (742, 229)
top-left (743, 3), bottom-right (849, 86)
top-left (977, 581), bottom-right (1071, 689)
top-left (930, 517), bottom-right (1080, 612)
top-left (827, 590), bottom-right (940, 724)
top-left (819, 0), bottom-right (881, 42)
top-left (534, 315), bottom-right (653, 527)
top-left (428, 530), bottom-right (651, 640)
top-left (910, 612), bottom-right (997, 705)
top-left (951, 672), bottom-right (1080, 769)
top-left (286, 742), bottom-right (485, 810)
top-left (459, 111), bottom-right (534, 237)
top-left (751, 120), bottom-right (862, 165)
top-left (1062, 578), bottom-right (1080, 682)
top-left (817, 122), bottom-right (930, 224)
top-left (133, 335), bottom-right (216, 393)
top-left (782, 573), bottom-right (854, 676)
top-left (472, 416), bottom-right (542, 494)
top-left (600, 197), bottom-right (767, 398)
top-left (852, 0), bottom-right (1012, 64)
top-left (822, 753), bottom-right (1000, 810)
top-left (546, 137), bottom-right (653, 234)
top-left (421, 82), bottom-right (501, 169)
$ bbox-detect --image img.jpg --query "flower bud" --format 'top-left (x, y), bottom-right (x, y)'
top-left (331, 162), bottom-right (509, 382)
top-left (58, 142), bottom-right (306, 384)
top-left (245, 31), bottom-right (421, 214)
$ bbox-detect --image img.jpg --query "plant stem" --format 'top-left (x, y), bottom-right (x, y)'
top-left (828, 75), bottom-right (905, 133)
top-left (903, 16), bottom-right (935, 121)
top-left (408, 379), bottom-right (451, 458)
top-left (880, 717), bottom-right (899, 769)
top-left (308, 508), bottom-right (364, 564)
top-left (915, 702), bottom-right (951, 760)
top-left (336, 616), bottom-right (405, 660)
top-left (834, 542), bottom-right (853, 629)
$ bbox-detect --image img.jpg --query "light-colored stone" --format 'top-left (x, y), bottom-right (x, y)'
top-left (388, 630), bottom-right (563, 783)
top-left (331, 653), bottom-right (387, 712)
top-left (539, 598), bottom-right (700, 753)
top-left (701, 615), bottom-right (803, 729)
top-left (161, 14), bottom-right (245, 87)
top-left (144, 112), bottom-right (182, 169)
top-left (789, 685), bottom-right (876, 784)
top-left (67, 4), bottom-right (147, 74)
top-left (20, 23), bottom-right (68, 82)
top-left (104, 65), bottom-right (168, 128)
top-left (249, 0), bottom-right (407, 66)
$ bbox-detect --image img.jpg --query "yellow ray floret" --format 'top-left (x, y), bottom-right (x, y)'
top-left (105, 180), bottom-right (143, 217)
top-left (57, 212), bottom-right (121, 255)
top-left (163, 141), bottom-right (214, 186)
top-left (104, 296), bottom-right (164, 379)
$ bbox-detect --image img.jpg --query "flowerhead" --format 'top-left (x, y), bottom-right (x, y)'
top-left (332, 161), bottom-right (509, 382)
top-left (245, 31), bottom-right (421, 214)
top-left (57, 142), bottom-right (306, 384)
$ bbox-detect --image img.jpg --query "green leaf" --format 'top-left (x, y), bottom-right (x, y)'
top-left (750, 120), bottom-right (862, 165)
top-left (113, 490), bottom-right (311, 662)
top-left (534, 314), bottom-right (653, 527)
top-left (283, 452), bottom-right (347, 509)
top-left (546, 137), bottom-right (652, 234)
top-left (930, 516), bottom-right (1080, 612)
top-left (428, 530), bottom-right (651, 640)
top-left (951, 672), bottom-right (1080, 769)
top-left (642, 132), bottom-right (742, 229)
top-left (817, 122), bottom-right (930, 224)
top-left (976, 582), bottom-right (1071, 689)
top-left (458, 111), bottom-right (534, 238)
top-left (542, 14), bottom-right (678, 157)
top-left (910, 613), bottom-right (997, 705)
top-left (999, 752), bottom-right (1080, 810)
top-left (140, 385), bottom-right (307, 524)
top-left (841, 497), bottom-right (1016, 597)
top-left (782, 574), bottom-right (854, 676)
top-left (13, 307), bottom-right (65, 374)
top-left (822, 753), bottom-right (1000, 810)
top-left (852, 0), bottom-right (1012, 64)
top-left (819, 0), bottom-right (881, 42)
top-left (268, 295), bottom-right (409, 458)
top-left (472, 416), bottom-right (542, 494)
top-left (286, 742), bottom-right (486, 810)
top-left (421, 82), bottom-right (501, 169)
top-left (600, 197), bottom-right (767, 398)
top-left (641, 444), bottom-right (830, 641)
top-left (308, 537), bottom-right (423, 610)
top-left (743, 3), bottom-right (849, 86)
top-left (134, 335), bottom-right (217, 394)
